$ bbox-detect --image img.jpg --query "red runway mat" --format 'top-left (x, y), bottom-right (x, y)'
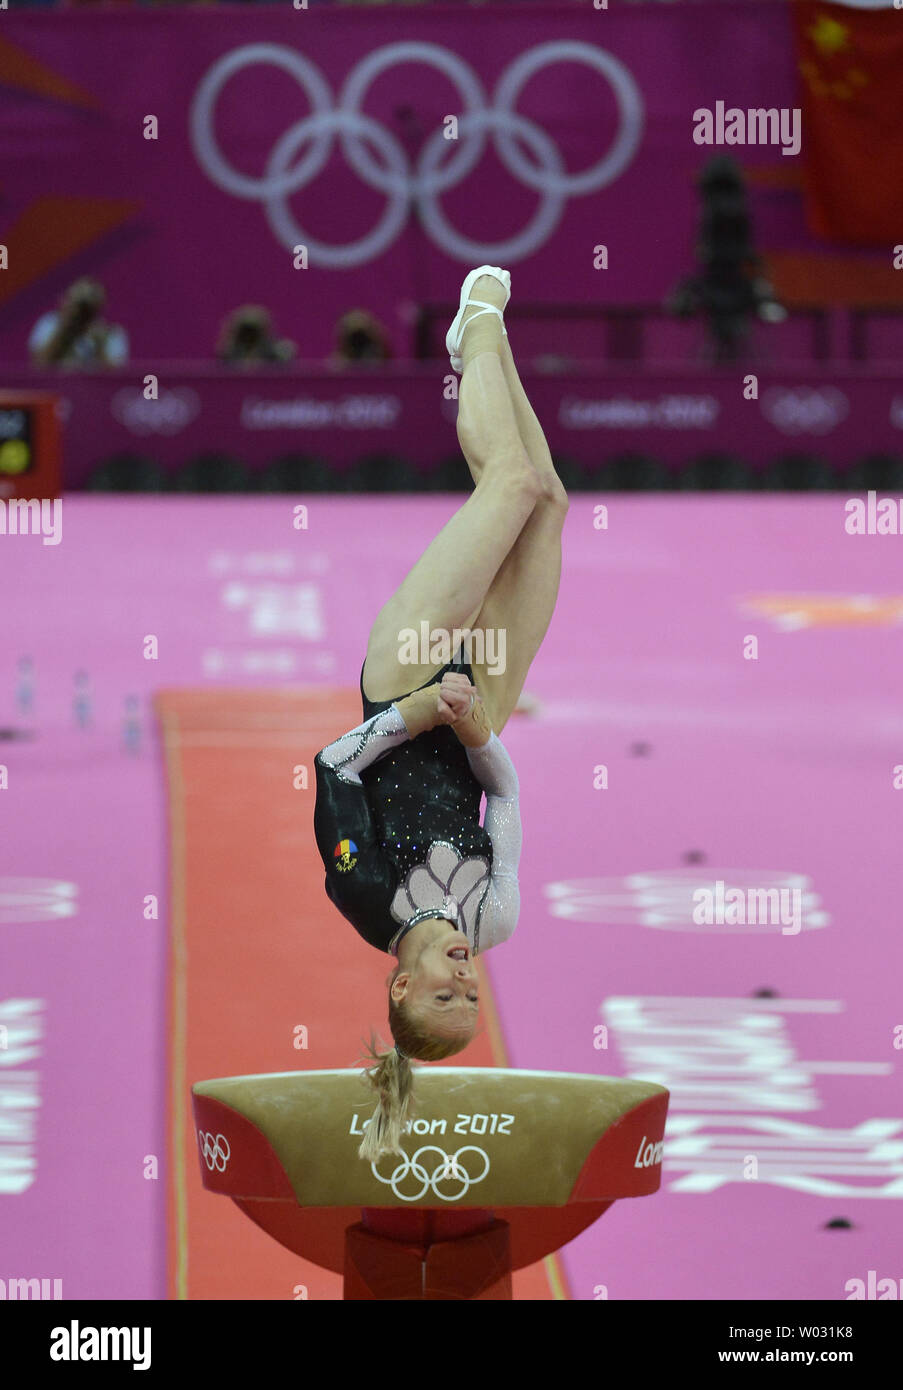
top-left (157, 687), bottom-right (565, 1300)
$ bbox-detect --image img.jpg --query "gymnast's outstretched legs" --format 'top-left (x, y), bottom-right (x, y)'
top-left (362, 274), bottom-right (546, 703)
top-left (463, 332), bottom-right (569, 733)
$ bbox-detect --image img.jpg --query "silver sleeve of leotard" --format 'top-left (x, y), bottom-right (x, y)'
top-left (316, 703), bottom-right (410, 785)
top-left (465, 733), bottom-right (519, 799)
top-left (472, 751), bottom-right (522, 949)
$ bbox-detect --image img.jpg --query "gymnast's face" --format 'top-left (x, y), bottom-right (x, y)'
top-left (391, 920), bottom-right (478, 1040)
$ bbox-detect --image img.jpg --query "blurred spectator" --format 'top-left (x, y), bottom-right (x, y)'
top-left (332, 309), bottom-right (392, 364)
top-left (216, 305), bottom-right (296, 365)
top-left (666, 156), bottom-right (786, 362)
top-left (29, 278), bottom-right (129, 367)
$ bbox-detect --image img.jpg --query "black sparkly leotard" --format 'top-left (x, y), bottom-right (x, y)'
top-left (313, 656), bottom-right (521, 956)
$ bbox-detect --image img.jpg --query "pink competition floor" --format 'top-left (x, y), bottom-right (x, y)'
top-left (2, 494), bottom-right (902, 1300)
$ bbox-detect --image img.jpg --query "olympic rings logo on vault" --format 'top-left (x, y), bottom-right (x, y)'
top-left (370, 1145), bottom-right (490, 1201)
top-left (189, 40), bottom-right (645, 266)
top-left (197, 1130), bottom-right (231, 1172)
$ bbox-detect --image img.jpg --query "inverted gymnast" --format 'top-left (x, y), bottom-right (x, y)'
top-left (313, 266), bottom-right (568, 1160)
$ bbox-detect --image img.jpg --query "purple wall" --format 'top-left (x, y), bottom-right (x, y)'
top-left (3, 364), bottom-right (902, 488)
top-left (0, 4), bottom-right (819, 362)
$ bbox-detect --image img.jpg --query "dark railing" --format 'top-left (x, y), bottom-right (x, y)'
top-left (416, 302), bottom-right (839, 365)
top-left (848, 308), bottom-right (903, 364)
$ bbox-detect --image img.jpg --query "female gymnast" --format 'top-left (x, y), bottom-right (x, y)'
top-left (313, 266), bottom-right (568, 1161)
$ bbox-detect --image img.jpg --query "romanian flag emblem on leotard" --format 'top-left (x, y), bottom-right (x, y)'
top-left (333, 839), bottom-right (358, 873)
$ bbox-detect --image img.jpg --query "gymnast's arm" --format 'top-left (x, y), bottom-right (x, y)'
top-left (313, 704), bottom-right (411, 893)
top-left (315, 704), bottom-right (410, 785)
top-left (312, 688), bottom-right (451, 895)
top-left (455, 710), bottom-right (522, 948)
top-left (313, 679), bottom-right (454, 788)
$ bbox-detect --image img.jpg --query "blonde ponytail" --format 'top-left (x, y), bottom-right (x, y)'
top-left (357, 1035), bottom-right (416, 1163)
top-left (356, 968), bottom-right (476, 1164)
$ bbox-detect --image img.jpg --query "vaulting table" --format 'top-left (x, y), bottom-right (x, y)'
top-left (192, 1067), bottom-right (669, 1300)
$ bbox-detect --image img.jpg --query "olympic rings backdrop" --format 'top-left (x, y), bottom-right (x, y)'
top-left (0, 5), bottom-right (803, 359)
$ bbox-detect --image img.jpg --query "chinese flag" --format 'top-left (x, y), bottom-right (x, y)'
top-left (793, 0), bottom-right (903, 244)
